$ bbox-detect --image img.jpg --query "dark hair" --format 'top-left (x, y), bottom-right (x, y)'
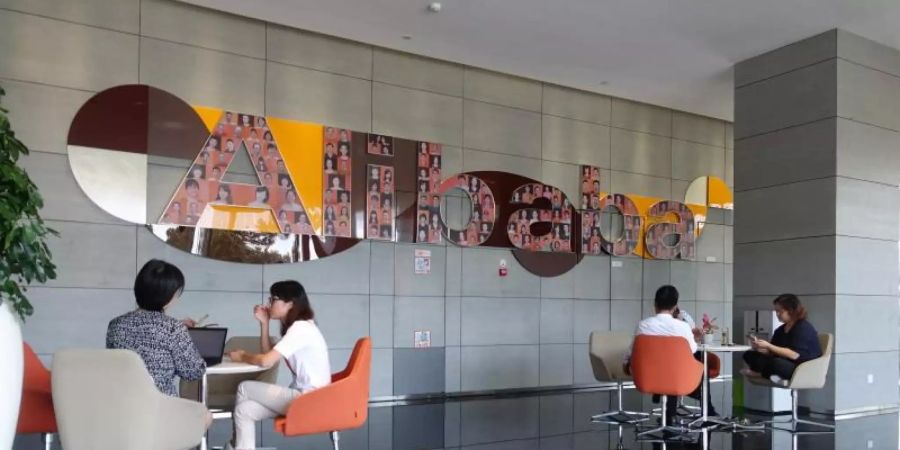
top-left (185, 179), bottom-right (199, 190)
top-left (255, 186), bottom-right (269, 202)
top-left (654, 285), bottom-right (679, 310)
top-left (270, 280), bottom-right (315, 336)
top-left (773, 293), bottom-right (807, 320)
top-left (134, 259), bottom-right (185, 312)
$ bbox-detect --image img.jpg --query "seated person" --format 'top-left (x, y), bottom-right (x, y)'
top-left (742, 293), bottom-right (822, 385)
top-left (226, 281), bottom-right (331, 450)
top-left (106, 259), bottom-right (206, 396)
top-left (624, 285), bottom-right (716, 422)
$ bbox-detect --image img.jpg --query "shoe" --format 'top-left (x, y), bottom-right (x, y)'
top-left (769, 375), bottom-right (789, 387)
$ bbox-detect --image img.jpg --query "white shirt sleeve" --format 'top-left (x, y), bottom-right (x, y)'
top-left (677, 320), bottom-right (698, 354)
top-left (624, 321), bottom-right (642, 364)
top-left (274, 321), bottom-right (308, 357)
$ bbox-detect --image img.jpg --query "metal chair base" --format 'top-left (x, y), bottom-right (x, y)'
top-left (765, 389), bottom-right (835, 434)
top-left (636, 395), bottom-right (705, 441)
top-left (651, 402), bottom-right (702, 419)
top-left (591, 410), bottom-right (650, 425)
top-left (589, 380), bottom-right (651, 425)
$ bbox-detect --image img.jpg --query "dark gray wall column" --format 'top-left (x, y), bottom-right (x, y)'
top-left (734, 29), bottom-right (900, 415)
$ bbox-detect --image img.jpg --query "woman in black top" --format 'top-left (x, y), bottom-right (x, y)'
top-left (106, 259), bottom-right (205, 396)
top-left (742, 294), bottom-right (823, 384)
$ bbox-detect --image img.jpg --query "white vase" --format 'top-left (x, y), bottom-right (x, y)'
top-left (0, 301), bottom-right (24, 450)
top-left (702, 333), bottom-right (714, 345)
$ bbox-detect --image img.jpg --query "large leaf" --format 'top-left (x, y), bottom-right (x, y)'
top-left (0, 84), bottom-right (57, 321)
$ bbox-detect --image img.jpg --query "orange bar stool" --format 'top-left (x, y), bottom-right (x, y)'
top-left (274, 337), bottom-right (371, 450)
top-left (630, 335), bottom-right (703, 439)
top-left (17, 343), bottom-right (57, 450)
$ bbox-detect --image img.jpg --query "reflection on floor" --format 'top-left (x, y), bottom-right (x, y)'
top-left (12, 380), bottom-right (900, 449)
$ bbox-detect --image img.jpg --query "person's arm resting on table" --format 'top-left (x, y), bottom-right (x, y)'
top-left (228, 348), bottom-right (281, 368)
top-left (227, 304), bottom-right (282, 368)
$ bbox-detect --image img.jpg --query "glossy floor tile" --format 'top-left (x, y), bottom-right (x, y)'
top-left (13, 381), bottom-right (899, 449)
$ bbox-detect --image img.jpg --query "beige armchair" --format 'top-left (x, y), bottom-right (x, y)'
top-left (588, 331), bottom-right (650, 424)
top-left (52, 349), bottom-right (208, 450)
top-left (745, 333), bottom-right (835, 433)
top-left (180, 336), bottom-right (279, 411)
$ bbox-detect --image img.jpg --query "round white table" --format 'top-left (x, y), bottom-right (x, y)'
top-left (206, 359), bottom-right (266, 376)
top-left (199, 359), bottom-right (266, 450)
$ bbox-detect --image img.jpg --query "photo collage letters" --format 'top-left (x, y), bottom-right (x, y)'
top-left (508, 183), bottom-right (572, 252)
top-left (366, 163), bottom-right (395, 240)
top-left (645, 200), bottom-right (696, 259)
top-left (161, 111), bottom-right (313, 235)
top-left (416, 141), bottom-right (443, 244)
top-left (580, 165), bottom-right (643, 256)
top-left (442, 174), bottom-right (496, 246)
top-left (323, 127), bottom-right (353, 237)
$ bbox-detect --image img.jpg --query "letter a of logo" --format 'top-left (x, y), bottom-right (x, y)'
top-left (159, 111), bottom-right (310, 234)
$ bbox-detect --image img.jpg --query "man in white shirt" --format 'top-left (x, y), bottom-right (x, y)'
top-left (624, 285), bottom-right (717, 423)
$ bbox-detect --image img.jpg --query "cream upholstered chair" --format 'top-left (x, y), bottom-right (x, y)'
top-left (745, 333), bottom-right (835, 433)
top-left (589, 331), bottom-right (650, 424)
top-left (52, 349), bottom-right (208, 450)
top-left (180, 336), bottom-right (280, 411)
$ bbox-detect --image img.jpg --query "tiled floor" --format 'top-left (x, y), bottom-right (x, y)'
top-left (13, 381), bottom-right (900, 449)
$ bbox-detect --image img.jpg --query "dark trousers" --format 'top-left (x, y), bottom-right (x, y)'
top-left (663, 351), bottom-right (715, 420)
top-left (742, 351), bottom-right (797, 379)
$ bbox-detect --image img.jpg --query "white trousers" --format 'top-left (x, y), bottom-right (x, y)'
top-left (233, 380), bottom-right (301, 450)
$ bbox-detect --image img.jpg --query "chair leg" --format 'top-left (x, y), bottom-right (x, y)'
top-left (43, 433), bottom-right (53, 450)
top-left (768, 390), bottom-right (834, 433)
top-left (330, 431), bottom-right (340, 450)
top-left (590, 381), bottom-right (650, 425)
top-left (677, 397), bottom-right (701, 415)
top-left (638, 395), bottom-right (706, 441)
top-left (637, 395), bottom-right (688, 438)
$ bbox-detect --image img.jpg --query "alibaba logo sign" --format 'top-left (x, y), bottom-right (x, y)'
top-left (67, 85), bottom-right (732, 277)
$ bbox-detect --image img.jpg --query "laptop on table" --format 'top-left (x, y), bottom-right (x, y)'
top-left (187, 327), bottom-right (228, 366)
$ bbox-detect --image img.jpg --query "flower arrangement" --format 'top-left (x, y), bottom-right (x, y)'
top-left (701, 314), bottom-right (719, 335)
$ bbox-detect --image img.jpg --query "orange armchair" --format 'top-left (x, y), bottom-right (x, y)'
top-left (630, 335), bottom-right (703, 438)
top-left (274, 337), bottom-right (371, 450)
top-left (17, 343), bottom-right (57, 450)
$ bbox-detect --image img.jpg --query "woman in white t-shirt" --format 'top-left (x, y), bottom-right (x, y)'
top-left (225, 281), bottom-right (331, 450)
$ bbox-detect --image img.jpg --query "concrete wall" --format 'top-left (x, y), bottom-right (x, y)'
top-left (734, 29), bottom-right (900, 414)
top-left (3, 0), bottom-right (733, 446)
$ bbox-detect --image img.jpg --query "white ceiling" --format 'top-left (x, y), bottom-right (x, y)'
top-left (181, 0), bottom-right (900, 120)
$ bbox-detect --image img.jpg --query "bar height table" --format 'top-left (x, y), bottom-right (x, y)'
top-left (690, 344), bottom-right (757, 430)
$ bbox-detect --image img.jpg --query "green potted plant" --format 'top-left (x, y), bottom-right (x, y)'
top-left (0, 85), bottom-right (57, 449)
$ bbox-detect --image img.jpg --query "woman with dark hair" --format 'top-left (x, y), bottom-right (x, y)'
top-left (106, 260), bottom-right (205, 396)
top-left (227, 281), bottom-right (331, 450)
top-left (742, 294), bottom-right (822, 384)
top-left (248, 186), bottom-right (269, 208)
top-left (214, 184), bottom-right (233, 204)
